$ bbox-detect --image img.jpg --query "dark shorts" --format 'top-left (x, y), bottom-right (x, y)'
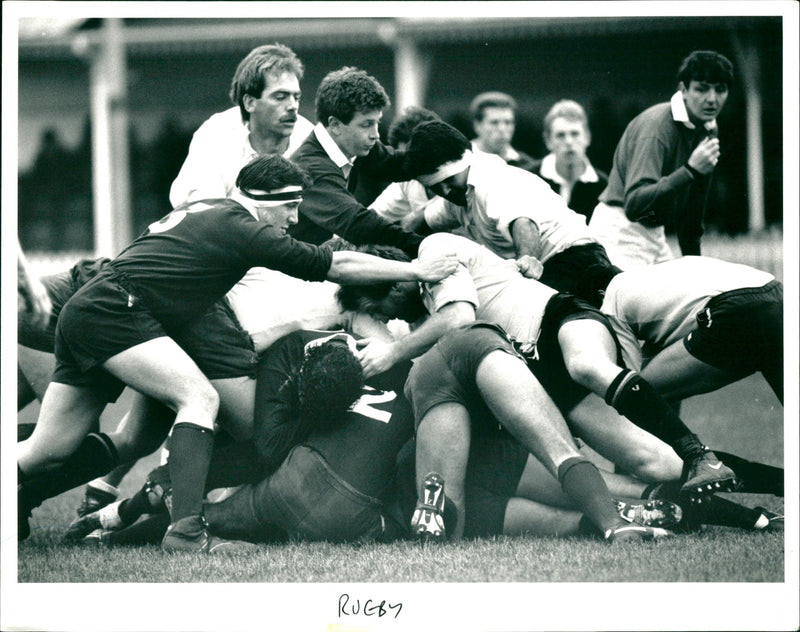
top-left (464, 436), bottom-right (529, 538)
top-left (539, 242), bottom-right (622, 308)
top-left (526, 293), bottom-right (624, 413)
top-left (404, 322), bottom-right (521, 435)
top-left (18, 257), bottom-right (110, 352)
top-left (249, 445), bottom-right (403, 543)
top-left (53, 269), bottom-right (167, 400)
top-left (170, 298), bottom-right (258, 380)
top-left (684, 280), bottom-right (783, 376)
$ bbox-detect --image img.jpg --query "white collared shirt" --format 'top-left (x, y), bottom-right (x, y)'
top-left (313, 123), bottom-right (355, 179)
top-left (169, 107), bottom-right (313, 207)
top-left (538, 152), bottom-right (599, 203)
top-left (670, 91), bottom-right (718, 134)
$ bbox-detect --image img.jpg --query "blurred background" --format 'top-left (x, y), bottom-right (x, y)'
top-left (15, 15), bottom-right (786, 276)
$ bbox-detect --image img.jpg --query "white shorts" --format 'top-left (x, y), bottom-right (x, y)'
top-left (588, 202), bottom-right (674, 270)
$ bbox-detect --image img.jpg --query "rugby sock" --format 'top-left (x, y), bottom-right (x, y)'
top-left (118, 486), bottom-right (159, 524)
top-left (712, 451), bottom-right (784, 496)
top-left (106, 513), bottom-right (171, 546)
top-left (21, 433), bottom-right (120, 509)
top-left (557, 457), bottom-right (622, 533)
top-left (167, 423), bottom-right (214, 522)
top-left (604, 370), bottom-right (704, 461)
top-left (684, 494), bottom-right (763, 530)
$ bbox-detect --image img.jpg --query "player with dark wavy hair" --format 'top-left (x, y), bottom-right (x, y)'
top-left (403, 120), bottom-right (621, 308)
top-left (589, 50), bottom-right (734, 269)
top-left (288, 66), bottom-right (423, 255)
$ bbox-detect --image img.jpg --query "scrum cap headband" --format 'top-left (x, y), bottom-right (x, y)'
top-left (241, 184), bottom-right (303, 205)
top-left (415, 149), bottom-right (473, 187)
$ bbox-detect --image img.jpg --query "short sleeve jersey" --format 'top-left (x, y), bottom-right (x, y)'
top-left (109, 199), bottom-right (332, 328)
top-left (425, 152), bottom-right (593, 262)
top-left (601, 256), bottom-right (774, 357)
top-left (419, 233), bottom-right (557, 345)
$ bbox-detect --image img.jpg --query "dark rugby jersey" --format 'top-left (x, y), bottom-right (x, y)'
top-left (109, 199), bottom-right (332, 328)
top-left (254, 329), bottom-right (414, 499)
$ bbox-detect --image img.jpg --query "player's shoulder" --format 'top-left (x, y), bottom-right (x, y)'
top-left (193, 107), bottom-right (243, 135)
top-left (420, 231), bottom-right (474, 252)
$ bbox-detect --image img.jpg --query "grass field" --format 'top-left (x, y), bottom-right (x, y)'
top-left (8, 231), bottom-right (795, 630)
top-left (17, 373), bottom-right (785, 584)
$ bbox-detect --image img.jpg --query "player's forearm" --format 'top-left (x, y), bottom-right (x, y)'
top-left (624, 168), bottom-right (695, 226)
top-left (325, 251), bottom-right (421, 283)
top-left (510, 217), bottom-right (543, 258)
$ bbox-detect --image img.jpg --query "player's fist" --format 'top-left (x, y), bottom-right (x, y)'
top-left (517, 254), bottom-right (544, 280)
top-left (688, 136), bottom-right (721, 175)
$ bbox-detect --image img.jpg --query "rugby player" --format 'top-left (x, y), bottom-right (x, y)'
top-left (287, 66), bottom-right (423, 256)
top-left (17, 154), bottom-right (458, 551)
top-left (589, 50), bottom-right (734, 268)
top-left (169, 43), bottom-right (313, 206)
top-left (336, 233), bottom-right (739, 500)
top-left (402, 120), bottom-right (620, 308)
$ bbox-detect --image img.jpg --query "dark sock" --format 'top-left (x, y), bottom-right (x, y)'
top-left (713, 451), bottom-right (784, 496)
top-left (685, 494), bottom-right (763, 529)
top-left (576, 515), bottom-right (600, 537)
top-left (106, 513), bottom-right (171, 546)
top-left (557, 457), bottom-right (621, 534)
top-left (168, 423), bottom-right (214, 522)
top-left (21, 433), bottom-right (120, 509)
top-left (605, 370), bottom-right (703, 461)
top-left (118, 485), bottom-right (160, 524)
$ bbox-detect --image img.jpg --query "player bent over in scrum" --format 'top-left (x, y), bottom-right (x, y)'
top-left (337, 234), bottom-right (738, 501)
top-left (401, 322), bottom-right (672, 543)
top-left (67, 330), bottom-right (416, 546)
top-left (18, 154), bottom-right (458, 551)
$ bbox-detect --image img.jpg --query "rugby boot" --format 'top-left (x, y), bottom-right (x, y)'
top-left (76, 482), bottom-right (119, 517)
top-left (681, 450), bottom-right (739, 501)
top-left (410, 472), bottom-right (447, 542)
top-left (161, 514), bottom-right (258, 554)
top-left (603, 523), bottom-right (673, 543)
top-left (63, 500), bottom-right (126, 544)
top-left (614, 498), bottom-right (683, 529)
top-left (753, 506), bottom-right (784, 531)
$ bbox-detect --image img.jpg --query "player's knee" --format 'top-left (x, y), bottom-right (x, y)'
top-left (618, 447), bottom-right (681, 483)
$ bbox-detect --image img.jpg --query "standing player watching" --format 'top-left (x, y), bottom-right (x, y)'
top-left (469, 91), bottom-right (537, 172)
top-left (531, 100), bottom-right (608, 223)
top-left (588, 50), bottom-right (734, 269)
top-left (17, 154), bottom-right (458, 552)
top-left (288, 66), bottom-right (423, 256)
top-left (169, 43), bottom-right (313, 206)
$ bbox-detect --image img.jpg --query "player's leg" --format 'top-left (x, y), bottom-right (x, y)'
top-left (17, 382), bottom-right (112, 539)
top-left (414, 402), bottom-right (471, 540)
top-left (473, 348), bottom-right (650, 541)
top-left (209, 376), bottom-right (256, 441)
top-left (101, 337), bottom-right (221, 552)
top-left (557, 316), bottom-right (738, 498)
top-left (640, 338), bottom-right (745, 400)
top-left (17, 345), bottom-right (56, 407)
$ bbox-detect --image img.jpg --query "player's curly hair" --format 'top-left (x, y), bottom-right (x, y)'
top-left (236, 154), bottom-right (309, 192)
top-left (387, 106), bottom-right (442, 148)
top-left (230, 43), bottom-right (305, 121)
top-left (335, 244), bottom-right (410, 315)
top-left (403, 121), bottom-right (471, 179)
top-left (677, 50), bottom-right (734, 88)
top-left (296, 341), bottom-right (364, 429)
top-left (315, 67), bottom-right (390, 126)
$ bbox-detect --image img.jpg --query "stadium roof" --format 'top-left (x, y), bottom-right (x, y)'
top-left (17, 16), bottom-right (766, 59)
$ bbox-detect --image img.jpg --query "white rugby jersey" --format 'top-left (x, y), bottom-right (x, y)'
top-left (424, 152), bottom-right (594, 261)
top-left (601, 256), bottom-right (774, 369)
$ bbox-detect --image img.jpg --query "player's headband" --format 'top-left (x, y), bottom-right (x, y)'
top-left (415, 150), bottom-right (473, 187)
top-left (240, 184), bottom-right (303, 205)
